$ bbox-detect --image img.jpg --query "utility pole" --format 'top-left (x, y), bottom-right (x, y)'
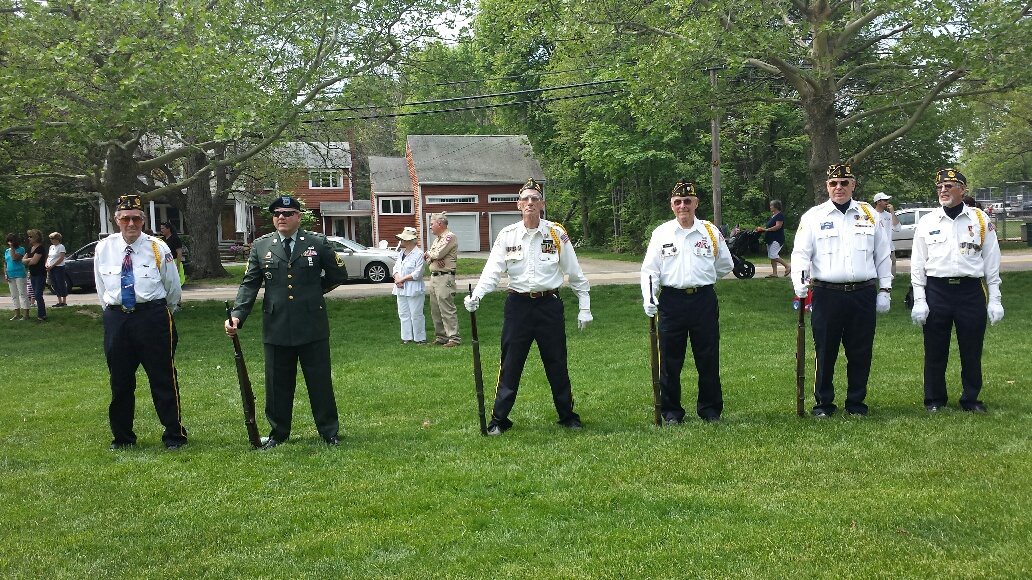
top-left (705, 66), bottom-right (724, 227)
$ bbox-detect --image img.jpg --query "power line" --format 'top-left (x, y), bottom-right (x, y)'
top-left (302, 88), bottom-right (624, 122)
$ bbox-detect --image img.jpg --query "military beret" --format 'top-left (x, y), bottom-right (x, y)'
top-left (268, 196), bottom-right (302, 212)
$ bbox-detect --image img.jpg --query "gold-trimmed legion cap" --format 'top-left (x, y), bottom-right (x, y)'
top-left (521, 178), bottom-right (543, 193)
top-left (671, 179), bottom-right (696, 197)
top-left (115, 194), bottom-right (143, 211)
top-left (936, 167), bottom-right (966, 185)
top-left (827, 164), bottom-right (855, 179)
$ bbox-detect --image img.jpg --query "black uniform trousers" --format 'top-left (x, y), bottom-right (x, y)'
top-left (103, 304), bottom-right (187, 446)
top-left (923, 277), bottom-right (987, 409)
top-left (810, 284), bottom-right (876, 414)
top-left (491, 292), bottom-right (579, 428)
top-left (657, 285), bottom-right (723, 421)
top-left (264, 338), bottom-right (339, 441)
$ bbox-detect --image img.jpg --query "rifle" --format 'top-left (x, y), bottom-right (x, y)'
top-left (648, 277), bottom-right (662, 427)
top-left (468, 285), bottom-right (488, 436)
top-left (226, 301), bottom-right (262, 448)
top-left (795, 275), bottom-right (807, 417)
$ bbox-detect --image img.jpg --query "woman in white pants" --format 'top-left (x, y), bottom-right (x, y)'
top-left (392, 227), bottom-right (426, 344)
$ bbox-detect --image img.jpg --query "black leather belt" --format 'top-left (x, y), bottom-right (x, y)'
top-left (508, 288), bottom-right (559, 298)
top-left (662, 285), bottom-right (712, 295)
top-left (430, 270), bottom-right (455, 276)
top-left (107, 298), bottom-right (167, 313)
top-left (929, 276), bottom-right (979, 285)
top-left (810, 279), bottom-right (876, 292)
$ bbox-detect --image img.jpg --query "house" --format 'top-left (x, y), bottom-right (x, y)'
top-left (369, 135), bottom-right (545, 251)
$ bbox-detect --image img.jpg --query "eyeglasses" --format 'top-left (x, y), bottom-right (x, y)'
top-left (827, 180), bottom-right (852, 187)
top-left (272, 210), bottom-right (299, 218)
top-left (116, 216), bottom-right (144, 224)
top-left (519, 195), bottom-right (542, 202)
top-left (936, 183), bottom-right (956, 191)
top-left (672, 198), bottom-right (696, 206)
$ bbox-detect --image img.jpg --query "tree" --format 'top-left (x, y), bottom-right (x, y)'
top-left (1, 0), bottom-right (459, 277)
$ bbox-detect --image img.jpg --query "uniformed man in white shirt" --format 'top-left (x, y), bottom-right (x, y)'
top-left (641, 179), bottom-right (734, 423)
top-left (464, 178), bottom-right (591, 435)
top-left (910, 168), bottom-right (1003, 413)
top-left (872, 192), bottom-right (901, 274)
top-left (791, 164), bottom-right (893, 417)
top-left (94, 194), bottom-right (186, 450)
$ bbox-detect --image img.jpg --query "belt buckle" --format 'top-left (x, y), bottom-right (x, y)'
top-left (843, 282), bottom-right (857, 292)
top-left (121, 305), bottom-right (135, 313)
top-left (685, 287), bottom-right (697, 294)
top-left (948, 278), bottom-right (961, 285)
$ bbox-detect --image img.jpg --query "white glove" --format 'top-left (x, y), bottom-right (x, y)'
top-left (794, 285), bottom-right (808, 299)
top-left (463, 295), bottom-right (480, 312)
top-left (988, 300), bottom-right (1004, 326)
top-left (911, 299), bottom-right (929, 326)
top-left (577, 309), bottom-right (593, 331)
top-left (644, 302), bottom-right (657, 317)
top-left (876, 292), bottom-right (891, 314)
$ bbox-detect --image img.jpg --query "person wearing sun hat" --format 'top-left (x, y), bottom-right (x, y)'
top-left (909, 168), bottom-right (1002, 414)
top-left (641, 178), bottom-right (734, 424)
top-left (392, 226), bottom-right (426, 344)
top-left (791, 164), bottom-right (892, 418)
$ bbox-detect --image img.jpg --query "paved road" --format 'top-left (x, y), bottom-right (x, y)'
top-left (44, 249), bottom-right (1032, 307)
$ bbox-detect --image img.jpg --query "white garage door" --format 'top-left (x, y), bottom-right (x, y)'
top-left (427, 213), bottom-right (480, 252)
top-left (489, 212), bottom-right (522, 245)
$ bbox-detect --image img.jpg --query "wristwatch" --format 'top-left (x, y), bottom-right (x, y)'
top-left (879, 288), bottom-right (891, 293)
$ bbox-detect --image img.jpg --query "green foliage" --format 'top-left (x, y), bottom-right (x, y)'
top-left (1, 275), bottom-right (1031, 577)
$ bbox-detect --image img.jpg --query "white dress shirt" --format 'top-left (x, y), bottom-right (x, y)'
top-left (640, 218), bottom-right (734, 302)
top-left (392, 246), bottom-right (426, 297)
top-left (910, 205), bottom-right (1001, 300)
top-left (791, 199), bottom-right (892, 292)
top-left (472, 219), bottom-right (590, 310)
top-left (94, 234), bottom-right (181, 307)
top-left (878, 210), bottom-right (901, 251)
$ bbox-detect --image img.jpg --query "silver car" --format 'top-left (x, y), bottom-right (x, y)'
top-left (325, 236), bottom-right (399, 283)
top-left (892, 208), bottom-right (938, 256)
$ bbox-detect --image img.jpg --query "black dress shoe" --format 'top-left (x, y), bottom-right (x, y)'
top-left (926, 404), bottom-right (944, 413)
top-left (259, 438), bottom-right (281, 450)
top-left (325, 436), bottom-right (341, 445)
top-left (964, 404), bottom-right (988, 414)
top-left (813, 409), bottom-right (831, 418)
top-left (558, 418), bottom-right (582, 430)
top-left (109, 442), bottom-right (136, 450)
top-left (664, 417), bottom-right (682, 426)
top-left (165, 442), bottom-right (186, 451)
top-left (703, 416), bottom-right (722, 424)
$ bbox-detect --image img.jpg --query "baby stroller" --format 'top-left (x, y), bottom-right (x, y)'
top-left (725, 228), bottom-right (761, 279)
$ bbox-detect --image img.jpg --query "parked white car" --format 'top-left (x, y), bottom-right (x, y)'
top-left (325, 236), bottom-right (399, 283)
top-left (892, 208), bottom-right (938, 256)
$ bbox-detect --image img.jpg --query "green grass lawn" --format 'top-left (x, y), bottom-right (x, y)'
top-left (2, 274), bottom-right (1030, 578)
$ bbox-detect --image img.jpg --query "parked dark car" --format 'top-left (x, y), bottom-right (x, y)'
top-left (61, 238), bottom-right (192, 291)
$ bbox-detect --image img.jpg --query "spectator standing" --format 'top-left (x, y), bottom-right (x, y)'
top-left (225, 196), bottom-right (350, 449)
top-left (94, 195), bottom-right (186, 450)
top-left (22, 229), bottom-right (48, 322)
top-left (872, 192), bottom-right (902, 274)
top-left (424, 213), bottom-right (461, 347)
top-left (159, 221), bottom-right (186, 286)
top-left (757, 200), bottom-right (791, 278)
top-left (910, 168), bottom-right (1002, 413)
top-left (641, 179), bottom-right (734, 423)
top-left (4, 233), bottom-right (29, 320)
top-left (791, 164), bottom-right (892, 417)
top-left (46, 232), bottom-right (69, 307)
top-left (392, 226), bottom-right (427, 344)
top-left (464, 178), bottom-right (592, 435)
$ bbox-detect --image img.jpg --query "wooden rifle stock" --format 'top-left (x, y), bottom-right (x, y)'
top-left (226, 301), bottom-right (262, 448)
top-left (795, 283), bottom-right (806, 418)
top-left (468, 285), bottom-right (488, 435)
top-left (648, 277), bottom-right (662, 426)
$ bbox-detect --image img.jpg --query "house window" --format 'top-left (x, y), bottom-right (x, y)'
top-left (426, 195), bottom-right (477, 204)
top-left (309, 171), bottom-right (341, 189)
top-left (380, 198), bottom-right (413, 214)
top-left (489, 194), bottom-right (519, 203)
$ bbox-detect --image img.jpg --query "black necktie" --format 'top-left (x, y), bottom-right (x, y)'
top-left (284, 237), bottom-right (292, 258)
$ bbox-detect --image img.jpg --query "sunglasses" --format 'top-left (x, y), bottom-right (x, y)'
top-left (519, 194), bottom-right (542, 202)
top-left (936, 183), bottom-right (956, 191)
top-left (272, 210), bottom-right (299, 217)
top-left (116, 216), bottom-right (145, 224)
top-left (827, 180), bottom-right (852, 187)
top-left (672, 198), bottom-right (696, 206)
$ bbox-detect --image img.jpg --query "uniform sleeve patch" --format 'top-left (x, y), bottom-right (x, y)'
top-left (164, 253), bottom-right (174, 262)
top-left (445, 234), bottom-right (454, 242)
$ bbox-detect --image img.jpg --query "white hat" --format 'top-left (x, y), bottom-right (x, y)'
top-left (872, 192), bottom-right (891, 202)
top-left (396, 226), bottom-right (418, 241)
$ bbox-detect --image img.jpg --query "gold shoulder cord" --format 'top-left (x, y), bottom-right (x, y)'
top-left (858, 203), bottom-right (876, 224)
top-left (703, 223), bottom-right (718, 259)
top-left (150, 241), bottom-right (161, 268)
top-left (975, 210), bottom-right (986, 245)
top-left (548, 225), bottom-right (563, 259)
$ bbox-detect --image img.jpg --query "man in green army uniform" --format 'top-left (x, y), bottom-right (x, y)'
top-left (225, 196), bottom-right (349, 449)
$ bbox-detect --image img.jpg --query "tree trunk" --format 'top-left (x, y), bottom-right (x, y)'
top-left (182, 151), bottom-right (229, 279)
top-left (802, 81), bottom-right (841, 204)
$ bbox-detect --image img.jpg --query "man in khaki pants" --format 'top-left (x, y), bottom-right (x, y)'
top-left (425, 213), bottom-right (461, 347)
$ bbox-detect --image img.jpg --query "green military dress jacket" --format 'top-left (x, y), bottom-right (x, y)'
top-left (232, 230), bottom-right (348, 346)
